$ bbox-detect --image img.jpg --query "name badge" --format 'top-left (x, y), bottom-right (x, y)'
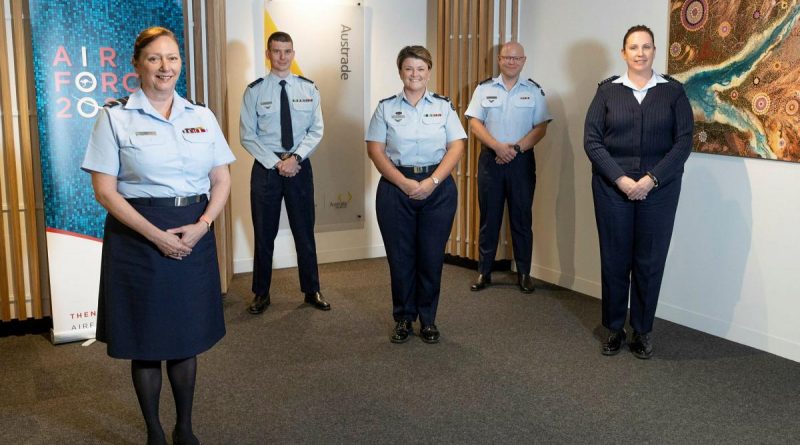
top-left (182, 127), bottom-right (207, 133)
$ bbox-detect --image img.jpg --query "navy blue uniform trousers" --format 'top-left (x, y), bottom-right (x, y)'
top-left (376, 174), bottom-right (457, 326)
top-left (250, 159), bottom-right (320, 296)
top-left (477, 148), bottom-right (535, 274)
top-left (592, 173), bottom-right (681, 334)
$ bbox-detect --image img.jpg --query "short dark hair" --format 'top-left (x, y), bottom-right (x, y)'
top-left (396, 45), bottom-right (432, 71)
top-left (132, 27), bottom-right (179, 63)
top-left (623, 25), bottom-right (655, 49)
top-left (267, 31), bottom-right (293, 51)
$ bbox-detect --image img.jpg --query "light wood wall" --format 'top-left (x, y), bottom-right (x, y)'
top-left (435, 0), bottom-right (518, 262)
top-left (0, 0), bottom-right (230, 321)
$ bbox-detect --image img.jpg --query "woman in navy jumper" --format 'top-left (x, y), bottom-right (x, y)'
top-left (584, 25), bottom-right (693, 359)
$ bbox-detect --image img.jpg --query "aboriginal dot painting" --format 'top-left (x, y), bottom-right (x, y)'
top-left (668, 0), bottom-right (800, 162)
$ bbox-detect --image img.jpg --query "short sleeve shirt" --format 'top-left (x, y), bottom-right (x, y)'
top-left (465, 76), bottom-right (552, 143)
top-left (82, 89), bottom-right (236, 198)
top-left (365, 90), bottom-right (467, 166)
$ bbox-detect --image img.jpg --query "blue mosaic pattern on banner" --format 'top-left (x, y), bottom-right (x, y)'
top-left (29, 0), bottom-right (185, 239)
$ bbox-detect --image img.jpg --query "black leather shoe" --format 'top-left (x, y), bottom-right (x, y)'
top-left (247, 294), bottom-right (270, 314)
top-left (470, 274), bottom-right (492, 291)
top-left (172, 429), bottom-right (199, 445)
top-left (630, 332), bottom-right (653, 359)
top-left (304, 291), bottom-right (331, 311)
top-left (420, 324), bottom-right (440, 344)
top-left (602, 329), bottom-right (627, 356)
top-left (518, 273), bottom-right (535, 293)
top-left (390, 320), bottom-right (412, 344)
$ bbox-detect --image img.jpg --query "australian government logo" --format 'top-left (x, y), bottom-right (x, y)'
top-left (329, 191), bottom-right (352, 209)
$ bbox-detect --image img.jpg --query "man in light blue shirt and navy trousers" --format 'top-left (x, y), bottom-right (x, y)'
top-left (239, 31), bottom-right (330, 313)
top-left (465, 41), bottom-right (552, 293)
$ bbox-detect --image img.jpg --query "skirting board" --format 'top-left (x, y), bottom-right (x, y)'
top-left (233, 245), bottom-right (387, 274)
top-left (656, 302), bottom-right (800, 363)
top-left (531, 264), bottom-right (601, 299)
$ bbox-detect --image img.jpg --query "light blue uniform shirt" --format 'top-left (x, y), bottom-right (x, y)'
top-left (239, 72), bottom-right (324, 169)
top-left (365, 90), bottom-right (467, 166)
top-left (613, 71), bottom-right (668, 104)
top-left (465, 76), bottom-right (552, 143)
top-left (82, 89), bottom-right (235, 198)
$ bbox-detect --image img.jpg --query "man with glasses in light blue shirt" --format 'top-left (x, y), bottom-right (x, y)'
top-left (465, 41), bottom-right (552, 294)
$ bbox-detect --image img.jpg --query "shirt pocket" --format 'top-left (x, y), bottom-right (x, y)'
top-left (421, 112), bottom-right (445, 125)
top-left (481, 95), bottom-right (503, 108)
top-left (257, 101), bottom-right (277, 115)
top-left (513, 95), bottom-right (536, 108)
top-left (123, 131), bottom-right (165, 168)
top-left (181, 131), bottom-right (215, 173)
top-left (387, 110), bottom-right (409, 127)
top-left (292, 97), bottom-right (314, 112)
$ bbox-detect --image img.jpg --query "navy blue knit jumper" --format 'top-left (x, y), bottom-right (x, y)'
top-left (584, 76), bottom-right (694, 186)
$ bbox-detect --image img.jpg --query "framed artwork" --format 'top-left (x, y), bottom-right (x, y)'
top-left (669, 0), bottom-right (800, 162)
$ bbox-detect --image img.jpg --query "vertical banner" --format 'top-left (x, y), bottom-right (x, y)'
top-left (28, 0), bottom-right (185, 343)
top-left (263, 1), bottom-right (365, 232)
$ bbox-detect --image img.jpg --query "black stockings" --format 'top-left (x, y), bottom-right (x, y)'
top-left (131, 356), bottom-right (198, 445)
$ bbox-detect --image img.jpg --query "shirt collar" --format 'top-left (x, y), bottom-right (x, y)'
top-left (268, 72), bottom-right (293, 85)
top-left (491, 74), bottom-right (523, 92)
top-left (399, 89), bottom-right (434, 106)
top-left (613, 71), bottom-right (668, 92)
top-left (125, 89), bottom-right (194, 121)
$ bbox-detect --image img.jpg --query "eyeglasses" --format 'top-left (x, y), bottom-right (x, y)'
top-left (499, 56), bottom-right (525, 62)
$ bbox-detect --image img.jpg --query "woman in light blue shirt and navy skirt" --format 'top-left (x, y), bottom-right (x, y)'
top-left (366, 45), bottom-right (466, 344)
top-left (81, 27), bottom-right (234, 445)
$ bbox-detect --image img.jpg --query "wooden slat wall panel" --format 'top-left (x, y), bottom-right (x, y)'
top-left (204, 0), bottom-right (234, 291)
top-left (437, 0), bottom-right (517, 263)
top-left (11, 0), bottom-right (44, 318)
top-left (0, 0), bottom-right (12, 320)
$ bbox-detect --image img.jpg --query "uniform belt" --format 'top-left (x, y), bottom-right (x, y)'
top-left (126, 195), bottom-right (207, 207)
top-left (396, 164), bottom-right (439, 175)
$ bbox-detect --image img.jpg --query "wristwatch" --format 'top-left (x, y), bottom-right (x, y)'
top-left (513, 144), bottom-right (521, 153)
top-left (431, 175), bottom-right (440, 185)
top-left (292, 153), bottom-right (302, 162)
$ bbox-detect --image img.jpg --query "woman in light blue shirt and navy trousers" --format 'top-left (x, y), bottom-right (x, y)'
top-left (366, 45), bottom-right (466, 344)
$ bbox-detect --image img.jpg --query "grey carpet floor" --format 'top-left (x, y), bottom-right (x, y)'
top-left (1, 258), bottom-right (799, 444)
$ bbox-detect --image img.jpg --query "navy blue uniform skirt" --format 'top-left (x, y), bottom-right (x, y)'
top-left (96, 200), bottom-right (225, 360)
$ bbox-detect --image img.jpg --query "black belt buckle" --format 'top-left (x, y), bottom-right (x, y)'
top-left (412, 166), bottom-right (428, 173)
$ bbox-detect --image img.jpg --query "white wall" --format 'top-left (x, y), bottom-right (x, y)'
top-left (521, 1), bottom-right (800, 362)
top-left (225, 0), bottom-right (427, 273)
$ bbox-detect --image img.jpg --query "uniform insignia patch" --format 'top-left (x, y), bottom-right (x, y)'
top-left (392, 111), bottom-right (405, 122)
top-left (487, 95), bottom-right (498, 103)
top-left (248, 78), bottom-right (264, 88)
top-left (104, 96), bottom-right (129, 108)
top-left (182, 127), bottom-right (207, 133)
top-left (598, 75), bottom-right (620, 86)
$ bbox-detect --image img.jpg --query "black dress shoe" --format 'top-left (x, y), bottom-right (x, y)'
top-left (470, 274), bottom-right (492, 291)
top-left (247, 293), bottom-right (270, 314)
top-left (390, 320), bottom-right (412, 344)
top-left (602, 329), bottom-right (627, 356)
top-left (420, 324), bottom-right (440, 344)
top-left (304, 291), bottom-right (331, 310)
top-left (518, 273), bottom-right (535, 293)
top-left (630, 332), bottom-right (653, 359)
top-left (172, 429), bottom-right (200, 445)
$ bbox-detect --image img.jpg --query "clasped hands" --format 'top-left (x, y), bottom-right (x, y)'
top-left (401, 177), bottom-right (437, 200)
top-left (277, 157), bottom-right (301, 177)
top-left (154, 221), bottom-right (209, 260)
top-left (616, 175), bottom-right (655, 201)
top-left (493, 143), bottom-right (518, 164)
